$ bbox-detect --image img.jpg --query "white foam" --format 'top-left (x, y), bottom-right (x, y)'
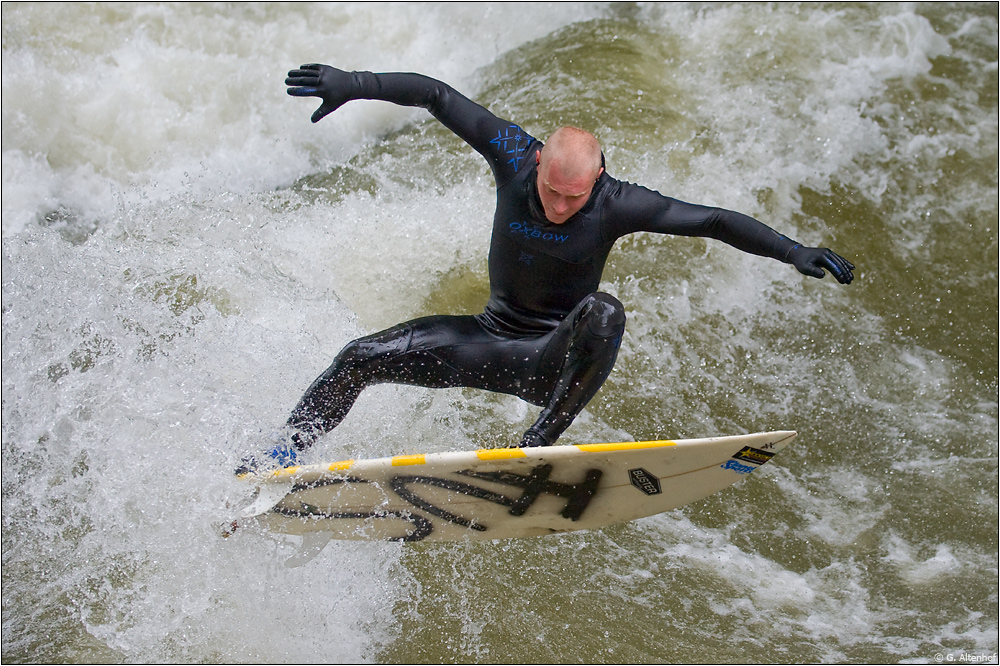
top-left (2, 5), bottom-right (616, 660)
top-left (2, 3), bottom-right (608, 239)
top-left (3, 2), bottom-right (996, 662)
top-left (882, 534), bottom-right (970, 586)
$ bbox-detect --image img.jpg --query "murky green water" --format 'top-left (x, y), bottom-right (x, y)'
top-left (3, 3), bottom-right (996, 663)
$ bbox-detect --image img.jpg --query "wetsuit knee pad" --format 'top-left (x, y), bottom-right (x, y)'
top-left (576, 292), bottom-right (626, 339)
top-left (335, 324), bottom-right (413, 372)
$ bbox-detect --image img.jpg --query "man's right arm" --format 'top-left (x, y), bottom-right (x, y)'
top-left (285, 64), bottom-right (534, 183)
top-left (606, 181), bottom-right (855, 284)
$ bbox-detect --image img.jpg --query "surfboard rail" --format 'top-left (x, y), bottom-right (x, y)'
top-left (230, 431), bottom-right (796, 544)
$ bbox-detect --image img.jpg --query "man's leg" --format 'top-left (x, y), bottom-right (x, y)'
top-left (284, 315), bottom-right (510, 451)
top-left (518, 292), bottom-right (626, 447)
top-left (279, 292), bottom-right (624, 455)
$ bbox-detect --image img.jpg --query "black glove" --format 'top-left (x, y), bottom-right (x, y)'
top-left (787, 245), bottom-right (855, 284)
top-left (285, 63), bottom-right (356, 123)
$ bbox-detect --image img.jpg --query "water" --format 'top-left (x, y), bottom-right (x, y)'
top-left (2, 2), bottom-right (996, 663)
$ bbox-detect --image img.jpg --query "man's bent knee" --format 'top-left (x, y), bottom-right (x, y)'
top-left (577, 292), bottom-right (626, 338)
top-left (335, 324), bottom-right (413, 372)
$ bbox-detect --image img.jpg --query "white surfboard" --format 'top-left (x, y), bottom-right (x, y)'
top-left (228, 431), bottom-right (795, 543)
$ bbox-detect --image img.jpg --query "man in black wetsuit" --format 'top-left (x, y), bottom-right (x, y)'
top-left (242, 64), bottom-right (854, 471)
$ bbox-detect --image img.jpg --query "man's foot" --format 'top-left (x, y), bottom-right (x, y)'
top-left (234, 432), bottom-right (302, 476)
top-left (516, 427), bottom-right (553, 448)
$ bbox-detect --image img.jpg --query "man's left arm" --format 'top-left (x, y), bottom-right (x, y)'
top-left (284, 64), bottom-right (532, 185)
top-left (609, 182), bottom-right (855, 284)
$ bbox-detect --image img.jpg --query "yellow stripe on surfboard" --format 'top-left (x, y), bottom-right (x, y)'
top-left (391, 454), bottom-right (427, 466)
top-left (476, 448), bottom-right (527, 460)
top-left (575, 440), bottom-right (676, 453)
top-left (256, 441), bottom-right (676, 479)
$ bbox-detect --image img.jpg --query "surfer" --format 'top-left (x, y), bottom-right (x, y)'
top-left (238, 64), bottom-right (854, 472)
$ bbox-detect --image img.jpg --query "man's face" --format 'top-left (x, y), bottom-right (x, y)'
top-left (535, 150), bottom-right (603, 225)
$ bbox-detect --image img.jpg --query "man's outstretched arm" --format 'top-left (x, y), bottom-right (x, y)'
top-left (284, 63), bottom-right (530, 180)
top-left (692, 205), bottom-right (855, 284)
top-left (286, 64), bottom-right (455, 123)
top-left (608, 183), bottom-right (855, 284)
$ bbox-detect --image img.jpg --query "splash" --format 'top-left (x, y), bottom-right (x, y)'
top-left (3, 2), bottom-right (996, 663)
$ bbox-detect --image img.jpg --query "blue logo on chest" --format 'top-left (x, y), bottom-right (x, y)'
top-left (508, 221), bottom-right (569, 244)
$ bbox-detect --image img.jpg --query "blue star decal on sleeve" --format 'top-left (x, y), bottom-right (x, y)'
top-left (490, 125), bottom-right (531, 172)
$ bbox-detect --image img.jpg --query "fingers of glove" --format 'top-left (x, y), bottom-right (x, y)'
top-left (836, 258), bottom-right (855, 284)
top-left (286, 85), bottom-right (319, 97)
top-left (285, 74), bottom-right (320, 86)
top-left (286, 63), bottom-right (335, 89)
top-left (287, 64), bottom-right (323, 77)
top-left (285, 69), bottom-right (320, 96)
top-left (286, 64), bottom-right (323, 80)
top-left (823, 251), bottom-right (855, 284)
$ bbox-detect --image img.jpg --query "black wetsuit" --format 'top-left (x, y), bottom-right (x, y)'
top-left (286, 72), bottom-right (801, 448)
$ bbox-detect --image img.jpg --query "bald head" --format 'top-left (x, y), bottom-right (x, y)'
top-left (535, 126), bottom-right (605, 224)
top-left (540, 126), bottom-right (603, 182)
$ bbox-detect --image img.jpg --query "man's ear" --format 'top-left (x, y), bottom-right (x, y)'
top-left (536, 149), bottom-right (541, 164)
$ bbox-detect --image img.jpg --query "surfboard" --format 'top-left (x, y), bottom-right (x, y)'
top-left (228, 431), bottom-right (795, 544)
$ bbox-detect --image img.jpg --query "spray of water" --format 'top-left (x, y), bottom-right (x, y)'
top-left (3, 3), bottom-right (996, 663)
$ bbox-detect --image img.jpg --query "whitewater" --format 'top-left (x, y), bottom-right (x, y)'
top-left (3, 3), bottom-right (997, 663)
